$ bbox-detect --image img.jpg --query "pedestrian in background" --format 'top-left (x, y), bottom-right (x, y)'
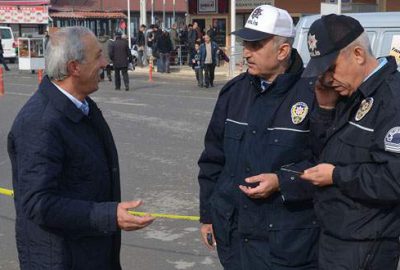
top-left (187, 24), bottom-right (196, 66)
top-left (156, 30), bottom-right (173, 73)
top-left (97, 29), bottom-right (112, 81)
top-left (199, 34), bottom-right (218, 88)
top-left (8, 26), bottom-right (155, 270)
top-left (301, 14), bottom-right (400, 270)
top-left (198, 5), bottom-right (320, 270)
top-left (137, 24), bottom-right (146, 67)
top-left (110, 31), bottom-right (132, 91)
top-left (0, 34), bottom-right (10, 71)
top-left (191, 42), bottom-right (203, 87)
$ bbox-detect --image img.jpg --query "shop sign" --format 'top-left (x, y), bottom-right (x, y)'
top-left (236, 0), bottom-right (274, 10)
top-left (198, 0), bottom-right (217, 13)
top-left (0, 6), bottom-right (49, 24)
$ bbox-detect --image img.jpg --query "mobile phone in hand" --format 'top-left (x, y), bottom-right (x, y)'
top-left (280, 167), bottom-right (304, 175)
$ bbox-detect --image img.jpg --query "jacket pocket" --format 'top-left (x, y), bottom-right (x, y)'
top-left (337, 124), bottom-right (373, 164)
top-left (223, 119), bottom-right (246, 172)
top-left (269, 227), bottom-right (319, 267)
top-left (210, 196), bottom-right (236, 247)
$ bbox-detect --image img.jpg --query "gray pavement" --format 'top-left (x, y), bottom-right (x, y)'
top-left (0, 64), bottom-right (228, 270)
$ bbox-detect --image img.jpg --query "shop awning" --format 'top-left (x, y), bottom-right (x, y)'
top-left (50, 11), bottom-right (127, 19)
top-left (0, 0), bottom-right (50, 5)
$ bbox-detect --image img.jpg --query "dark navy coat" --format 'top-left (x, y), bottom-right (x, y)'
top-left (312, 56), bottom-right (400, 241)
top-left (198, 50), bottom-right (320, 267)
top-left (8, 76), bottom-right (122, 269)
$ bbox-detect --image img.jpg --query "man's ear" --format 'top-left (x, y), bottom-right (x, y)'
top-left (353, 46), bottom-right (367, 65)
top-left (277, 43), bottom-right (291, 61)
top-left (66, 60), bottom-right (80, 77)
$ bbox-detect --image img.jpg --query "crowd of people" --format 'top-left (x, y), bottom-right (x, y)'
top-left (6, 4), bottom-right (400, 270)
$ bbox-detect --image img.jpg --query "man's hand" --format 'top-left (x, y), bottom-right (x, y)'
top-left (315, 73), bottom-right (340, 109)
top-left (117, 200), bottom-right (155, 231)
top-left (239, 173), bottom-right (279, 199)
top-left (200, 224), bottom-right (216, 250)
top-left (300, 163), bottom-right (335, 187)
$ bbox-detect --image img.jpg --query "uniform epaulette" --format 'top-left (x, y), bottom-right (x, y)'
top-left (218, 72), bottom-right (248, 97)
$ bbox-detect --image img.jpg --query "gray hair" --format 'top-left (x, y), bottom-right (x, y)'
top-left (273, 36), bottom-right (294, 65)
top-left (45, 26), bottom-right (94, 81)
top-left (342, 32), bottom-right (373, 56)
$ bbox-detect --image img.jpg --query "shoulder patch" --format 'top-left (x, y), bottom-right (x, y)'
top-left (384, 127), bottom-right (400, 153)
top-left (291, 102), bottom-right (309, 124)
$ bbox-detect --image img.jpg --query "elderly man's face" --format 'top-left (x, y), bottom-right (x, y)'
top-left (242, 37), bottom-right (282, 81)
top-left (77, 34), bottom-right (107, 94)
top-left (321, 50), bottom-right (361, 97)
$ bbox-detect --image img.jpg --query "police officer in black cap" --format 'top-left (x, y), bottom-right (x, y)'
top-left (301, 14), bottom-right (400, 270)
top-left (198, 5), bottom-right (322, 270)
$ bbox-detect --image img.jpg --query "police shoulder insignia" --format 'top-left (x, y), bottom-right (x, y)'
top-left (384, 127), bottom-right (400, 153)
top-left (291, 102), bottom-right (309, 125)
top-left (355, 97), bottom-right (374, 121)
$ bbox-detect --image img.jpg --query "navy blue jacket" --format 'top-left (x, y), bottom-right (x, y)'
top-left (8, 76), bottom-right (122, 269)
top-left (199, 41), bottom-right (219, 66)
top-left (312, 56), bottom-right (400, 241)
top-left (198, 50), bottom-right (320, 267)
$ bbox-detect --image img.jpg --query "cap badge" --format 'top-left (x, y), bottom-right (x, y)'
top-left (355, 97), bottom-right (374, 121)
top-left (247, 7), bottom-right (263, 26)
top-left (291, 102), bottom-right (309, 124)
top-left (384, 127), bottom-right (400, 153)
top-left (308, 34), bottom-right (320, 57)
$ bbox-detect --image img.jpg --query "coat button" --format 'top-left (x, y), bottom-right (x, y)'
top-left (269, 224), bottom-right (273, 228)
top-left (252, 130), bottom-right (256, 134)
top-left (245, 167), bottom-right (251, 172)
top-left (290, 176), bottom-right (295, 180)
top-left (244, 238), bottom-right (249, 243)
top-left (274, 139), bottom-right (279, 143)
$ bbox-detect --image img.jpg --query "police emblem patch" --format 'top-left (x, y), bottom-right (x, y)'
top-left (384, 127), bottom-right (400, 153)
top-left (355, 97), bottom-right (374, 121)
top-left (291, 102), bottom-right (309, 124)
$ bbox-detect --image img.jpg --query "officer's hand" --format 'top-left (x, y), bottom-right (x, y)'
top-left (239, 173), bottom-right (279, 199)
top-left (117, 200), bottom-right (156, 231)
top-left (300, 163), bottom-right (335, 186)
top-left (315, 73), bottom-right (340, 109)
top-left (200, 224), bottom-right (216, 250)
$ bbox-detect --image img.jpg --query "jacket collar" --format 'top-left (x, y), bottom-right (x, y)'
top-left (358, 56), bottom-right (398, 98)
top-left (249, 49), bottom-right (304, 96)
top-left (39, 76), bottom-right (86, 123)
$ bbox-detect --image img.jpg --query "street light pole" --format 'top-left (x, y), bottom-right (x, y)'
top-left (173, 0), bottom-right (176, 24)
top-left (163, 0), bottom-right (166, 29)
top-left (127, 0), bottom-right (131, 48)
top-left (151, 0), bottom-right (154, 24)
top-left (229, 0), bottom-right (236, 78)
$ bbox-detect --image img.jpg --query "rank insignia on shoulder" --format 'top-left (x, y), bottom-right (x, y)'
top-left (355, 97), bottom-right (373, 121)
top-left (291, 102), bottom-right (309, 125)
top-left (384, 127), bottom-right (400, 153)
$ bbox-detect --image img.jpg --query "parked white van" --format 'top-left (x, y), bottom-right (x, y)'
top-left (0, 26), bottom-right (17, 63)
top-left (294, 12), bottom-right (400, 67)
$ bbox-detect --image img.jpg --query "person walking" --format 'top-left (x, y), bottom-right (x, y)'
top-left (97, 30), bottom-right (112, 81)
top-left (156, 31), bottom-right (173, 73)
top-left (110, 31), bottom-right (132, 91)
top-left (137, 24), bottom-right (146, 67)
top-left (199, 34), bottom-right (218, 88)
top-left (8, 26), bottom-right (155, 270)
top-left (191, 42), bottom-right (203, 87)
top-left (301, 14), bottom-right (400, 270)
top-left (198, 5), bottom-right (320, 270)
top-left (0, 35), bottom-right (10, 71)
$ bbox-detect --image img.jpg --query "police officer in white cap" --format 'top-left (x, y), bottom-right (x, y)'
top-left (198, 5), bottom-right (321, 270)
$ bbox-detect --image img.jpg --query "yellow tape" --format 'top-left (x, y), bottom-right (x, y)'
top-left (0, 187), bottom-right (13, 197)
top-left (0, 187), bottom-right (199, 221)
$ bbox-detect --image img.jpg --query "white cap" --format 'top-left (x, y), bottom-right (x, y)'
top-left (231, 5), bottom-right (295, 41)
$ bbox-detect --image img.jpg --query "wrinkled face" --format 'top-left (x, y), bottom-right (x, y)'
top-left (242, 37), bottom-right (281, 80)
top-left (204, 35), bottom-right (210, 43)
top-left (321, 50), bottom-right (361, 97)
top-left (77, 34), bottom-right (107, 94)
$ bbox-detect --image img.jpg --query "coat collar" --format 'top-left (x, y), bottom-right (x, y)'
top-left (38, 76), bottom-right (88, 123)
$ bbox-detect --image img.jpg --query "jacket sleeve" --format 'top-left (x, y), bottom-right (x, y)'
top-left (198, 91), bottom-right (229, 224)
top-left (8, 122), bottom-right (118, 236)
top-left (333, 106), bottom-right (400, 203)
top-left (277, 102), bottom-right (336, 202)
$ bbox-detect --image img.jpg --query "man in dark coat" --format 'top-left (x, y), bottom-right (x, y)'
top-left (301, 14), bottom-right (400, 270)
top-left (110, 31), bottom-right (132, 91)
top-left (198, 5), bottom-right (321, 270)
top-left (8, 26), bottom-right (155, 270)
top-left (0, 34), bottom-right (10, 71)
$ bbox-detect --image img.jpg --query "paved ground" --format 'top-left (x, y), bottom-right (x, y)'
top-left (0, 63), bottom-right (228, 270)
